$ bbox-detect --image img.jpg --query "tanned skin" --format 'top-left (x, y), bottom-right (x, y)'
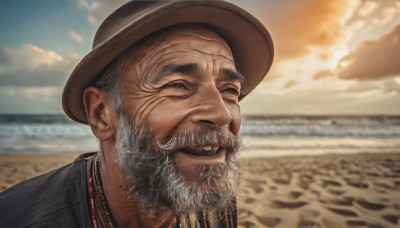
top-left (82, 26), bottom-right (242, 227)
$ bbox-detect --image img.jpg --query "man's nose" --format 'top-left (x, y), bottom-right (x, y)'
top-left (191, 88), bottom-right (233, 128)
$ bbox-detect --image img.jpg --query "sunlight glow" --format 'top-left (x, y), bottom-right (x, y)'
top-left (339, 58), bottom-right (353, 69)
top-left (333, 49), bottom-right (350, 63)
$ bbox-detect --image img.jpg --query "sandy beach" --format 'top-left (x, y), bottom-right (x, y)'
top-left (1, 152), bottom-right (399, 227)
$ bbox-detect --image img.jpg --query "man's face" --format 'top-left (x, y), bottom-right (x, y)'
top-left (122, 27), bottom-right (241, 179)
top-left (115, 26), bottom-right (242, 213)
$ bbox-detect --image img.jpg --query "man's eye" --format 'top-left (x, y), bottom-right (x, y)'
top-left (222, 87), bottom-right (240, 96)
top-left (166, 82), bottom-right (187, 90)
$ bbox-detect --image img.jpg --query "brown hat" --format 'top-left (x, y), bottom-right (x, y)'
top-left (62, 0), bottom-right (274, 124)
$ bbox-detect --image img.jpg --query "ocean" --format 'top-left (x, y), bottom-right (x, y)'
top-left (0, 114), bottom-right (399, 157)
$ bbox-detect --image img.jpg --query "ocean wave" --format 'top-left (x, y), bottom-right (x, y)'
top-left (240, 116), bottom-right (400, 138)
top-left (0, 124), bottom-right (93, 138)
top-left (239, 125), bottom-right (400, 138)
top-left (245, 143), bottom-right (400, 151)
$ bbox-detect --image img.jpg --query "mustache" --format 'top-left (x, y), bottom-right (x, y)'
top-left (157, 126), bottom-right (240, 153)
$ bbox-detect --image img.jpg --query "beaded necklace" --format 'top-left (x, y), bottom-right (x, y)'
top-left (89, 155), bottom-right (116, 228)
top-left (88, 156), bottom-right (98, 228)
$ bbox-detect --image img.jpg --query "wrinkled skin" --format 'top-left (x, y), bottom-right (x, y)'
top-left (83, 25), bottom-right (243, 227)
top-left (120, 26), bottom-right (242, 184)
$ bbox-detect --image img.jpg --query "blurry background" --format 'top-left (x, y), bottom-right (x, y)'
top-left (0, 0), bottom-right (399, 155)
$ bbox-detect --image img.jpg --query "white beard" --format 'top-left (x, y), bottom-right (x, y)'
top-left (113, 111), bottom-right (240, 216)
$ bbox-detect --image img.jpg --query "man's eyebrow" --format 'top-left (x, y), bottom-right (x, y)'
top-left (220, 68), bottom-right (245, 83)
top-left (152, 63), bottom-right (199, 83)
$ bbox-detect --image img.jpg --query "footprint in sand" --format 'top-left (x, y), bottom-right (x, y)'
top-left (288, 191), bottom-right (303, 199)
top-left (344, 178), bottom-right (369, 189)
top-left (327, 189), bottom-right (345, 196)
top-left (237, 208), bottom-right (252, 221)
top-left (271, 200), bottom-right (308, 209)
top-left (374, 182), bottom-right (392, 190)
top-left (244, 178), bottom-right (263, 185)
top-left (300, 209), bottom-right (320, 221)
top-left (239, 220), bottom-right (257, 228)
top-left (299, 174), bottom-right (314, 183)
top-left (393, 168), bottom-right (400, 177)
top-left (355, 198), bottom-right (386, 211)
top-left (310, 189), bottom-right (321, 197)
top-left (256, 215), bottom-right (281, 227)
top-left (381, 214), bottom-right (398, 224)
top-left (376, 189), bottom-right (387, 194)
top-left (298, 219), bottom-right (321, 228)
top-left (238, 208), bottom-right (252, 215)
top-left (377, 197), bottom-right (390, 203)
top-left (326, 207), bottom-right (358, 217)
top-left (322, 218), bottom-right (341, 228)
top-left (269, 185), bottom-right (277, 190)
top-left (330, 197), bottom-right (353, 206)
top-left (272, 176), bottom-right (291, 185)
top-left (321, 179), bottom-right (342, 187)
top-left (346, 220), bottom-right (367, 227)
top-left (244, 197), bottom-right (255, 204)
top-left (254, 185), bottom-right (264, 193)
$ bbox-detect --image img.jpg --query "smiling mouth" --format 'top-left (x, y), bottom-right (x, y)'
top-left (182, 146), bottom-right (221, 156)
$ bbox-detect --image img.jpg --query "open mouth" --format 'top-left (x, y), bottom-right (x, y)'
top-left (182, 146), bottom-right (221, 156)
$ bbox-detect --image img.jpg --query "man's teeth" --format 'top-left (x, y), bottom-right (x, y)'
top-left (190, 146), bottom-right (220, 156)
top-left (195, 146), bottom-right (219, 151)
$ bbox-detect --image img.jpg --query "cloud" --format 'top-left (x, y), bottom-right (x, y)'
top-left (313, 69), bottom-right (335, 80)
top-left (242, 85), bottom-right (400, 115)
top-left (254, 0), bottom-right (350, 60)
top-left (337, 24), bottom-right (400, 80)
top-left (0, 87), bottom-right (63, 114)
top-left (358, 1), bottom-right (378, 17)
top-left (76, 0), bottom-right (90, 9)
top-left (346, 1), bottom-right (400, 41)
top-left (75, 0), bottom-right (129, 26)
top-left (0, 44), bottom-right (81, 113)
top-left (283, 79), bottom-right (299, 89)
top-left (0, 47), bottom-right (11, 64)
top-left (0, 44), bottom-right (81, 87)
top-left (68, 30), bottom-right (83, 43)
top-left (344, 81), bottom-right (381, 94)
top-left (373, 7), bottom-right (397, 26)
top-left (383, 78), bottom-right (400, 94)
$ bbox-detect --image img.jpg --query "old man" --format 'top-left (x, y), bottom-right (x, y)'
top-left (0, 0), bottom-right (273, 227)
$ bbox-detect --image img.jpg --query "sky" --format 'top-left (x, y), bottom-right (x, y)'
top-left (0, 0), bottom-right (399, 116)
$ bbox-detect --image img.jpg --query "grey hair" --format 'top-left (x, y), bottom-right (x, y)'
top-left (92, 58), bottom-right (123, 113)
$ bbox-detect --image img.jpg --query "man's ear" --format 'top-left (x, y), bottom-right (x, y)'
top-left (83, 86), bottom-right (117, 141)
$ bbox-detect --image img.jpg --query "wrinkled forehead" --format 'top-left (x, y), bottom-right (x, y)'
top-left (119, 24), bottom-right (235, 71)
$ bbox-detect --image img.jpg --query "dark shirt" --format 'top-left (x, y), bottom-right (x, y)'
top-left (0, 153), bottom-right (237, 228)
top-left (0, 154), bottom-right (92, 228)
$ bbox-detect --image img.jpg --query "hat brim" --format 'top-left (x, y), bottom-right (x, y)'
top-left (62, 0), bottom-right (274, 124)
